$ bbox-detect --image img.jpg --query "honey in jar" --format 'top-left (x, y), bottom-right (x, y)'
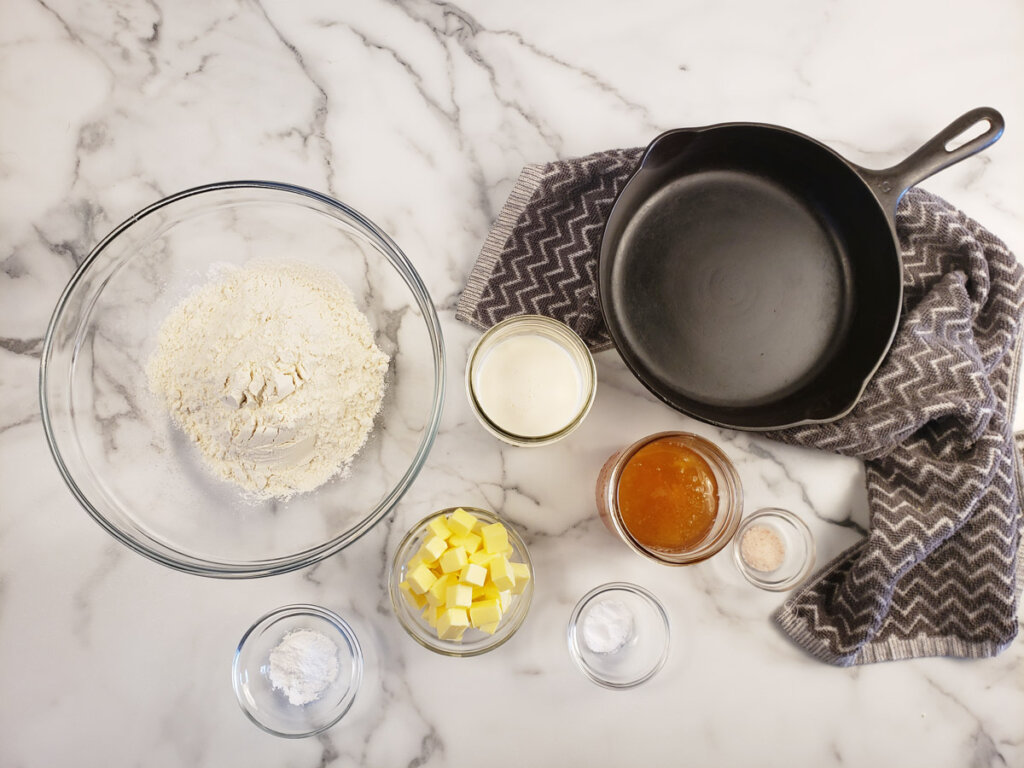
top-left (616, 436), bottom-right (719, 552)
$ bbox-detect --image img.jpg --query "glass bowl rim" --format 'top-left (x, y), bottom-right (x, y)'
top-left (38, 180), bottom-right (446, 578)
top-left (231, 602), bottom-right (363, 738)
top-left (731, 507), bottom-right (816, 591)
top-left (388, 506), bottom-right (534, 657)
top-left (566, 581), bottom-right (670, 689)
top-left (465, 314), bottom-right (597, 447)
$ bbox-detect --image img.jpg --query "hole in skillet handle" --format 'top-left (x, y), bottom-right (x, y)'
top-left (945, 119), bottom-right (992, 152)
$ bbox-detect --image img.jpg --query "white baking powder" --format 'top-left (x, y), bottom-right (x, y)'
top-left (267, 628), bottom-right (340, 706)
top-left (582, 599), bottom-right (635, 654)
top-left (147, 261), bottom-right (388, 499)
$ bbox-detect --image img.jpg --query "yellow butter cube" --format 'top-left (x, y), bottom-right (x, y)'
top-left (480, 522), bottom-right (510, 554)
top-left (399, 580), bottom-right (427, 609)
top-left (489, 555), bottom-right (516, 591)
top-left (427, 573), bottom-right (456, 607)
top-left (478, 621), bottom-right (500, 635)
top-left (469, 599), bottom-right (503, 628)
top-left (417, 532), bottom-right (448, 564)
top-left (427, 516), bottom-right (453, 540)
top-left (422, 604), bottom-right (442, 628)
top-left (407, 562), bottom-right (437, 595)
top-left (437, 608), bottom-right (470, 640)
top-left (446, 583), bottom-right (474, 609)
top-left (469, 550), bottom-right (498, 567)
top-left (498, 589), bottom-right (513, 612)
top-left (460, 562), bottom-right (487, 587)
top-left (478, 583), bottom-right (501, 602)
top-left (447, 508), bottom-right (478, 537)
top-left (510, 562), bottom-right (532, 595)
top-left (439, 545), bottom-right (468, 574)
top-left (449, 531), bottom-right (482, 554)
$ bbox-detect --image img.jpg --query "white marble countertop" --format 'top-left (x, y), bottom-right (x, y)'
top-left (2, 0), bottom-right (1023, 765)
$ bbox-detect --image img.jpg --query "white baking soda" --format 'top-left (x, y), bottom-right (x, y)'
top-left (474, 334), bottom-right (583, 437)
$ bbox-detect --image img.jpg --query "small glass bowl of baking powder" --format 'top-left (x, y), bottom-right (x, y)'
top-left (232, 604), bottom-right (363, 738)
top-left (567, 582), bottom-right (670, 689)
top-left (732, 508), bottom-right (816, 591)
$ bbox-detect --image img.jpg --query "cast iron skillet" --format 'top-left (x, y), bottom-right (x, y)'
top-left (598, 108), bottom-right (1003, 430)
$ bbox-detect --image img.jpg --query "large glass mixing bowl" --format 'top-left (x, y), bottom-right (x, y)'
top-left (40, 181), bottom-right (445, 577)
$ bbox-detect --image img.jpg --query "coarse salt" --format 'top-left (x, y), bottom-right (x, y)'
top-left (740, 525), bottom-right (786, 572)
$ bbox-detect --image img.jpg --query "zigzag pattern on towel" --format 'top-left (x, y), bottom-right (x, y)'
top-left (772, 188), bottom-right (1024, 665)
top-left (473, 148), bottom-right (643, 349)
top-left (463, 146), bottom-right (1024, 665)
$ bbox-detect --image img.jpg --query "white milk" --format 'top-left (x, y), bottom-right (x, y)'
top-left (474, 334), bottom-right (583, 437)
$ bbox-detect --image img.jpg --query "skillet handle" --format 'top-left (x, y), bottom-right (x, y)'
top-left (859, 107), bottom-right (1004, 213)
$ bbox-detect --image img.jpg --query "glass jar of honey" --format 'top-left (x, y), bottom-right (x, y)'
top-left (595, 432), bottom-right (743, 566)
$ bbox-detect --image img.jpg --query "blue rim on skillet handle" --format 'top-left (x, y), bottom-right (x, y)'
top-left (598, 108), bottom-right (1003, 431)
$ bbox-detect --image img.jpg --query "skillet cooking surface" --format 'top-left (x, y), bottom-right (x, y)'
top-left (602, 112), bottom-right (1002, 430)
top-left (601, 124), bottom-right (902, 429)
top-left (612, 169), bottom-right (852, 406)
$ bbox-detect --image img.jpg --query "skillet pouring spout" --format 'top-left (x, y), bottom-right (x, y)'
top-left (598, 108), bottom-right (1004, 431)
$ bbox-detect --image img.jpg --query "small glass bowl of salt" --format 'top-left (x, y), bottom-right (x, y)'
top-left (732, 508), bottom-right (816, 591)
top-left (232, 604), bottom-right (363, 738)
top-left (567, 583), bottom-right (670, 689)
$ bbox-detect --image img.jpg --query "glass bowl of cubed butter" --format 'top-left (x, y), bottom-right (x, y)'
top-left (388, 506), bottom-right (534, 656)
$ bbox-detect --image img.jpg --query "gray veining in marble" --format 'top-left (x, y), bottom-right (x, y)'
top-left (1, 0), bottom-right (1023, 765)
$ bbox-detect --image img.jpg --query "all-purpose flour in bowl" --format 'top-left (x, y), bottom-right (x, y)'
top-left (146, 260), bottom-right (388, 500)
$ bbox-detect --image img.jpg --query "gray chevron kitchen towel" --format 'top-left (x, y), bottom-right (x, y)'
top-left (456, 148), bottom-right (1024, 666)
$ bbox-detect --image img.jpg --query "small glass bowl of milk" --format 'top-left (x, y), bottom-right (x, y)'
top-left (466, 315), bottom-right (597, 447)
